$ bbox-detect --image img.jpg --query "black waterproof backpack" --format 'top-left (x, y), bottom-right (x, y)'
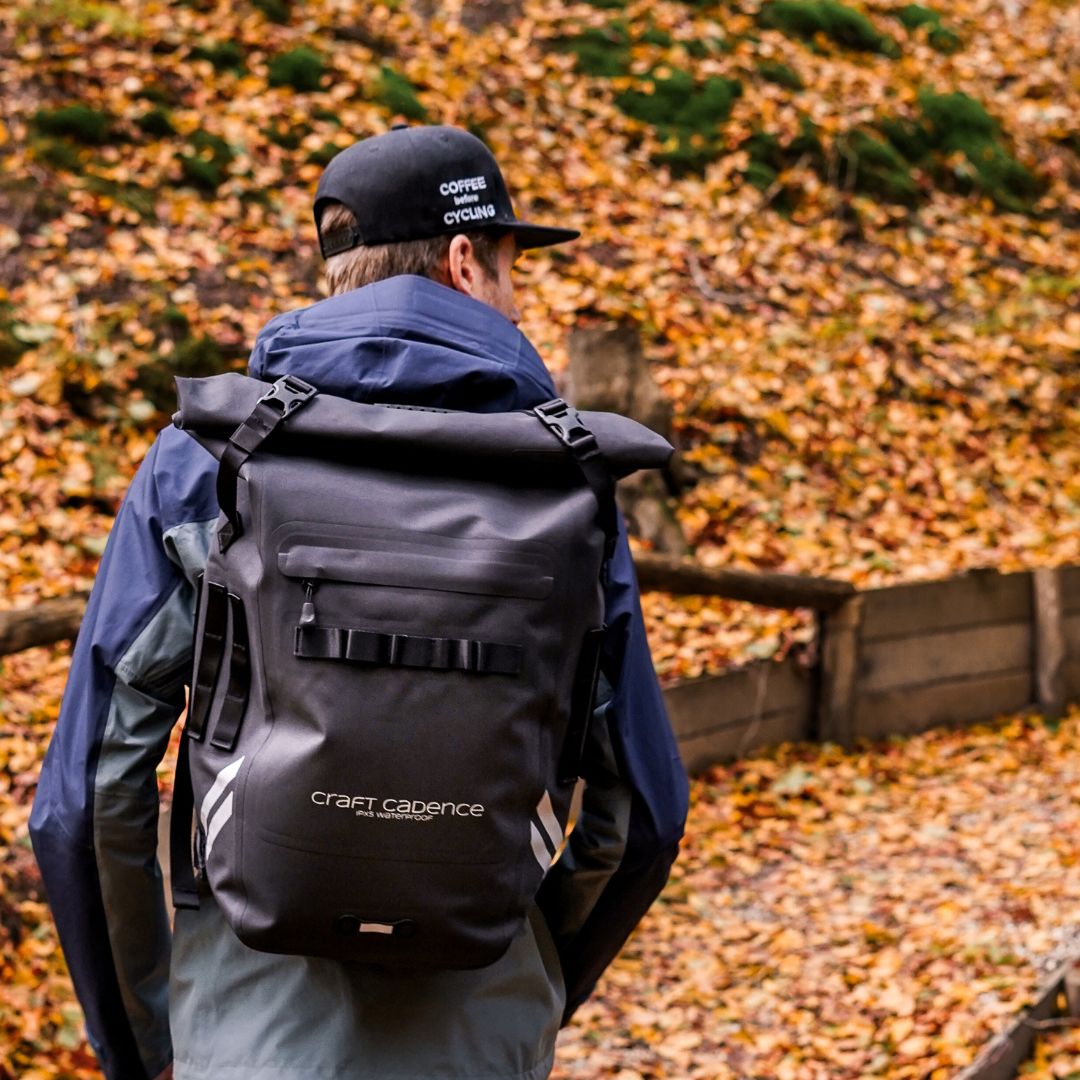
top-left (170, 373), bottom-right (672, 969)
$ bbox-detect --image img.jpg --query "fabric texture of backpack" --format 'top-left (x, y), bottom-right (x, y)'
top-left (170, 372), bottom-right (672, 969)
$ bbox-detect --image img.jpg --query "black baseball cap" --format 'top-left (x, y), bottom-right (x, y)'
top-left (313, 124), bottom-right (580, 258)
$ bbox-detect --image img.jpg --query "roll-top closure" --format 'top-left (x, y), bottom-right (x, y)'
top-left (175, 373), bottom-right (673, 480)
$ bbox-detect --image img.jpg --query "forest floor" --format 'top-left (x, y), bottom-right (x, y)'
top-left (5, 639), bottom-right (1080, 1077)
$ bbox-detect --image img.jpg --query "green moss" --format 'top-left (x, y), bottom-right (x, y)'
top-left (177, 130), bottom-right (235, 194)
top-left (136, 108), bottom-right (176, 138)
top-left (550, 25), bottom-right (631, 77)
top-left (374, 65), bottom-right (428, 121)
top-left (740, 123), bottom-right (822, 204)
top-left (789, 116), bottom-right (826, 168)
top-left (137, 86), bottom-right (172, 106)
top-left (758, 1), bottom-right (899, 56)
top-left (191, 40), bottom-right (246, 72)
top-left (0, 305), bottom-right (31, 369)
top-left (641, 26), bottom-right (673, 46)
top-left (135, 335), bottom-right (231, 411)
top-left (33, 105), bottom-right (113, 145)
top-left (267, 47), bottom-right (324, 92)
top-left (918, 90), bottom-right (996, 143)
top-left (179, 156), bottom-right (222, 191)
top-left (917, 90), bottom-right (1038, 209)
top-left (616, 71), bottom-right (741, 175)
top-left (895, 4), bottom-right (938, 30)
top-left (161, 306), bottom-right (191, 336)
top-left (616, 71), bottom-right (741, 131)
top-left (757, 59), bottom-right (803, 89)
top-left (84, 176), bottom-right (157, 218)
top-left (879, 115), bottom-right (932, 162)
top-left (307, 142), bottom-right (342, 166)
top-left (582, 0), bottom-right (625, 8)
top-left (264, 121), bottom-right (310, 149)
top-left (652, 135), bottom-right (722, 176)
top-left (744, 130), bottom-right (785, 172)
top-left (743, 159), bottom-right (778, 190)
top-left (31, 139), bottom-right (85, 172)
top-left (252, 0), bottom-right (290, 22)
top-left (837, 129), bottom-right (920, 204)
top-left (893, 4), bottom-right (960, 49)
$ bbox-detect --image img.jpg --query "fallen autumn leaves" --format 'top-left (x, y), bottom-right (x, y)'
top-left (553, 709), bottom-right (1080, 1079)
top-left (6, 640), bottom-right (1080, 1076)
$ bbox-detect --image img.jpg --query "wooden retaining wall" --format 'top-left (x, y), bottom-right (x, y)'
top-left (5, 562), bottom-right (1078, 774)
top-left (668, 567), bottom-right (1076, 769)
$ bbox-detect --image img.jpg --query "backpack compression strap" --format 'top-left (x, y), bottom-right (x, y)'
top-left (533, 400), bottom-right (616, 787)
top-left (533, 399), bottom-right (618, 563)
top-left (216, 375), bottom-right (318, 552)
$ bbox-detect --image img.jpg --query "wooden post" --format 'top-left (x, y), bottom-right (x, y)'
top-left (1033, 567), bottom-right (1066, 720)
top-left (0, 594), bottom-right (87, 657)
top-left (816, 595), bottom-right (864, 748)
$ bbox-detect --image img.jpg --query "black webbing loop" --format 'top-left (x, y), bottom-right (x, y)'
top-left (559, 628), bottom-right (606, 786)
top-left (210, 593), bottom-right (251, 751)
top-left (217, 376), bottom-right (317, 552)
top-left (169, 731), bottom-right (201, 910)
top-left (187, 582), bottom-right (229, 741)
top-left (532, 400), bottom-right (619, 563)
top-left (295, 625), bottom-right (522, 676)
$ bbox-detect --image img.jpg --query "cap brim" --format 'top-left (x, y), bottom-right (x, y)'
top-left (504, 222), bottom-right (580, 249)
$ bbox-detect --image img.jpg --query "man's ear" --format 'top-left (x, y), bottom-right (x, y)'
top-left (447, 234), bottom-right (480, 298)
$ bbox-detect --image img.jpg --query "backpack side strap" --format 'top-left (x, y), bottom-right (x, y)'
top-left (169, 731), bottom-right (202, 910)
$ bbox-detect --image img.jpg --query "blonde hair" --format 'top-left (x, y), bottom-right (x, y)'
top-left (319, 202), bottom-right (503, 296)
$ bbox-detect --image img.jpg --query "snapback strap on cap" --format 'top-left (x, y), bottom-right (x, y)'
top-left (319, 225), bottom-right (364, 259)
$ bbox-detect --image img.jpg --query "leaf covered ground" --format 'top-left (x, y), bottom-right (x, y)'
top-left (0, 0), bottom-right (1077, 678)
top-left (6, 652), bottom-right (1080, 1077)
top-left (1, 0), bottom-right (1079, 1074)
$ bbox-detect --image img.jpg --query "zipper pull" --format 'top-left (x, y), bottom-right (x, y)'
top-left (299, 580), bottom-right (318, 626)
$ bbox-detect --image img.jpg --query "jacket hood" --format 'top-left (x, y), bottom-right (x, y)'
top-left (247, 275), bottom-right (558, 413)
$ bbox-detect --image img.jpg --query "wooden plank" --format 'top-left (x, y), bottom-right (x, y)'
top-left (860, 571), bottom-right (1031, 642)
top-left (664, 658), bottom-right (811, 741)
top-left (1034, 568), bottom-right (1067, 719)
top-left (0, 594), bottom-right (88, 657)
top-left (859, 622), bottom-right (1031, 695)
top-left (1065, 657), bottom-right (1080, 702)
top-left (1065, 612), bottom-right (1080, 665)
top-left (817, 597), bottom-right (864, 748)
top-left (676, 709), bottom-right (812, 773)
top-left (1061, 566), bottom-right (1080, 614)
top-left (955, 961), bottom-right (1070, 1080)
top-left (855, 670), bottom-right (1032, 740)
top-left (634, 553), bottom-right (854, 612)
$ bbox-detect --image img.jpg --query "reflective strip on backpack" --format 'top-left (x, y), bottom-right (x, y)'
top-left (205, 793), bottom-right (234, 859)
top-left (200, 755), bottom-right (245, 859)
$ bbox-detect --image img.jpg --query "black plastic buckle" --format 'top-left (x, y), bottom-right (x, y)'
top-left (533, 399), bottom-right (600, 457)
top-left (259, 375), bottom-right (317, 418)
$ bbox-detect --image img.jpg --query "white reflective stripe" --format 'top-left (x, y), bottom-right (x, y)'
top-left (530, 823), bottom-right (551, 870)
top-left (205, 792), bottom-right (234, 859)
top-left (359, 922), bottom-right (395, 935)
top-left (199, 755), bottom-right (245, 830)
top-left (536, 790), bottom-right (562, 852)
